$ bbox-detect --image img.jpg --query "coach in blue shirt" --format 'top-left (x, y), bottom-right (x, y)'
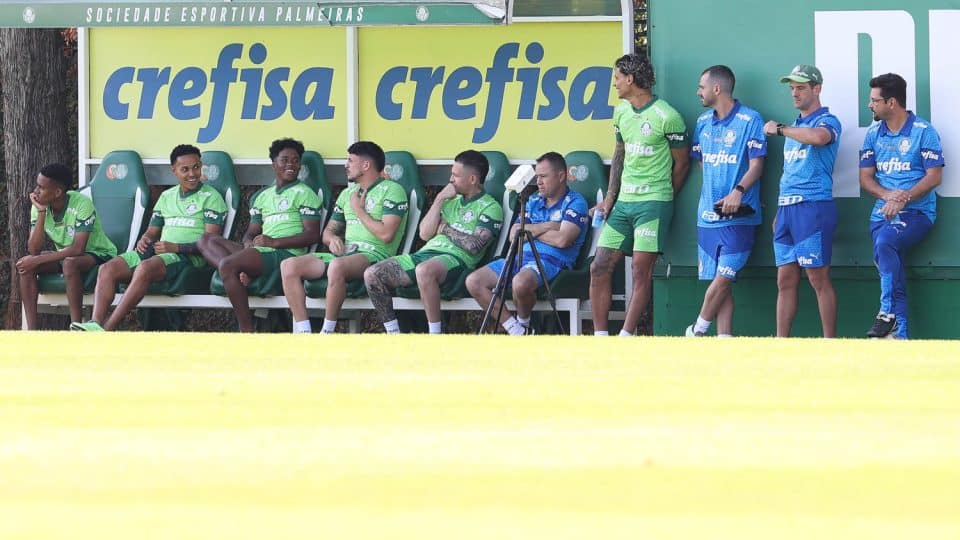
top-left (685, 65), bottom-right (766, 338)
top-left (764, 64), bottom-right (842, 338)
top-left (859, 73), bottom-right (945, 339)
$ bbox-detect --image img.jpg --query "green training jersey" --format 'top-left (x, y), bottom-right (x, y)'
top-left (30, 191), bottom-right (117, 257)
top-left (331, 179), bottom-right (409, 260)
top-left (614, 96), bottom-right (688, 202)
top-left (150, 183), bottom-right (227, 244)
top-left (420, 192), bottom-right (503, 267)
top-left (249, 180), bottom-right (322, 256)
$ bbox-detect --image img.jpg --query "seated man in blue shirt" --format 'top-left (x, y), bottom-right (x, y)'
top-left (466, 152), bottom-right (589, 335)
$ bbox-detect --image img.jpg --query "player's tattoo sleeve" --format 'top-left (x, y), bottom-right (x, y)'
top-left (608, 143), bottom-right (625, 200)
top-left (366, 259), bottom-right (412, 321)
top-left (443, 227), bottom-right (494, 255)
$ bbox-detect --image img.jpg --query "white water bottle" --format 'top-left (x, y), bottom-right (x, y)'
top-left (592, 208), bottom-right (605, 228)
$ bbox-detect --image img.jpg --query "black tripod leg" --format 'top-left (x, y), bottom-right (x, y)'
top-left (478, 232), bottom-right (521, 334)
top-left (522, 231), bottom-right (565, 332)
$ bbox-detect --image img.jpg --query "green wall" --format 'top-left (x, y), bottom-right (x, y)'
top-left (648, 0), bottom-right (960, 337)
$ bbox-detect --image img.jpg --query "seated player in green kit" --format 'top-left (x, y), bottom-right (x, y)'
top-left (364, 150), bottom-right (502, 334)
top-left (197, 138), bottom-right (322, 333)
top-left (73, 144), bottom-right (228, 331)
top-left (18, 163), bottom-right (117, 330)
top-left (281, 141), bottom-right (408, 334)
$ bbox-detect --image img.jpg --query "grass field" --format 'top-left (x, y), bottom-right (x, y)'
top-left (2, 332), bottom-right (959, 539)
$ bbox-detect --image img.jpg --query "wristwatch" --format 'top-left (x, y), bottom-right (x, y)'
top-left (776, 123), bottom-right (785, 136)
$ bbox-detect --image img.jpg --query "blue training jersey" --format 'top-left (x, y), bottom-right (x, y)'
top-left (859, 112), bottom-right (945, 222)
top-left (691, 100), bottom-right (767, 227)
top-left (520, 187), bottom-right (589, 269)
top-left (779, 107), bottom-right (842, 205)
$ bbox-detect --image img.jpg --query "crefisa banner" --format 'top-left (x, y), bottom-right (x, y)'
top-left (88, 22), bottom-right (622, 160)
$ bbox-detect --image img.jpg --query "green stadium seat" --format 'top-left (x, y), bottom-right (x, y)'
top-left (37, 150), bottom-right (149, 293)
top-left (304, 150), bottom-right (425, 300)
top-left (545, 150), bottom-right (608, 299)
top-left (395, 150), bottom-right (512, 300)
top-left (299, 151), bottom-right (333, 230)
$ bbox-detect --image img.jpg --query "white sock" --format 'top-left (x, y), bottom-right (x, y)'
top-left (594, 330), bottom-right (609, 336)
top-left (428, 321), bottom-right (442, 334)
top-left (322, 319), bottom-right (337, 333)
top-left (383, 319), bottom-right (400, 334)
top-left (516, 316), bottom-right (530, 327)
top-left (694, 316), bottom-right (711, 334)
top-left (293, 319), bottom-right (312, 334)
top-left (717, 333), bottom-right (734, 338)
top-left (618, 329), bottom-right (633, 337)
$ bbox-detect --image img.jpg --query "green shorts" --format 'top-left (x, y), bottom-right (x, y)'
top-left (597, 200), bottom-right (673, 253)
top-left (119, 251), bottom-right (199, 280)
top-left (394, 250), bottom-right (467, 285)
top-left (253, 247), bottom-right (297, 273)
top-left (312, 248), bottom-right (384, 266)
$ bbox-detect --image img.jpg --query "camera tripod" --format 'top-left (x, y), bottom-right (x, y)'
top-left (478, 188), bottom-right (565, 334)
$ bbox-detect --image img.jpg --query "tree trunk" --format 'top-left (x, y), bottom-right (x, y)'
top-left (0, 28), bottom-right (71, 329)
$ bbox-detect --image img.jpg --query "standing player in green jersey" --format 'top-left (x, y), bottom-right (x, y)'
top-left (72, 145), bottom-right (228, 331)
top-left (589, 54), bottom-right (690, 336)
top-left (281, 141), bottom-right (408, 334)
top-left (198, 138), bottom-right (322, 332)
top-left (364, 150), bottom-right (502, 334)
top-left (17, 163), bottom-right (117, 330)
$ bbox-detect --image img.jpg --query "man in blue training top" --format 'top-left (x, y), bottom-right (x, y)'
top-left (764, 64), bottom-right (842, 337)
top-left (685, 65), bottom-right (766, 337)
top-left (466, 152), bottom-right (589, 335)
top-left (859, 73), bottom-right (944, 339)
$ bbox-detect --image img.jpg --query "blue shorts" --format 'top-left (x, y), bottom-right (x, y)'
top-left (697, 225), bottom-right (756, 280)
top-left (485, 253), bottom-right (564, 286)
top-left (774, 200), bottom-right (836, 268)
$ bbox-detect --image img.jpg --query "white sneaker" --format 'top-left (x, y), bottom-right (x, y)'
top-left (685, 324), bottom-right (705, 337)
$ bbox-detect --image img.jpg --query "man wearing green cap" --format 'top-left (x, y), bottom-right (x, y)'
top-left (763, 64), bottom-right (842, 337)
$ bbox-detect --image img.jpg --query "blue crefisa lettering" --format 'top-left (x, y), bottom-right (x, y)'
top-left (374, 42), bottom-right (614, 144)
top-left (102, 43), bottom-right (336, 143)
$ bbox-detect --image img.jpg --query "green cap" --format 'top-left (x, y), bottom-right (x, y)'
top-left (780, 64), bottom-right (823, 84)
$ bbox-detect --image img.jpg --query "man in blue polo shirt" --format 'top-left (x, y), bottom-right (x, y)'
top-left (764, 64), bottom-right (842, 337)
top-left (685, 65), bottom-right (766, 337)
top-left (859, 73), bottom-right (944, 339)
top-left (466, 152), bottom-right (589, 335)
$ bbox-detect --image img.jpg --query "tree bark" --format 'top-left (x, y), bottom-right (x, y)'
top-left (0, 28), bottom-right (71, 328)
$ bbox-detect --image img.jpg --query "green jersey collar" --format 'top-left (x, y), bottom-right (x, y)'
top-left (274, 179), bottom-right (302, 194)
top-left (630, 95), bottom-right (659, 115)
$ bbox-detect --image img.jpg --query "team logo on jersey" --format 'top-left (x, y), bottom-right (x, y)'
top-left (640, 122), bottom-right (653, 136)
top-left (461, 210), bottom-right (475, 222)
top-left (66, 225), bottom-right (75, 238)
top-left (278, 198), bottom-right (291, 211)
top-left (723, 130), bottom-right (737, 146)
top-left (365, 198), bottom-right (376, 212)
top-left (185, 202), bottom-right (199, 215)
top-left (899, 138), bottom-right (912, 154)
top-left (202, 164), bottom-right (220, 181)
top-left (550, 210), bottom-right (562, 221)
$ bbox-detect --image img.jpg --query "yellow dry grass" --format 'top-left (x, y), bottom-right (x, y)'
top-left (2, 333), bottom-right (959, 539)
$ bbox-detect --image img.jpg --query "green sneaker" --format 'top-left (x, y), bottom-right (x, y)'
top-left (74, 321), bottom-right (105, 332)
